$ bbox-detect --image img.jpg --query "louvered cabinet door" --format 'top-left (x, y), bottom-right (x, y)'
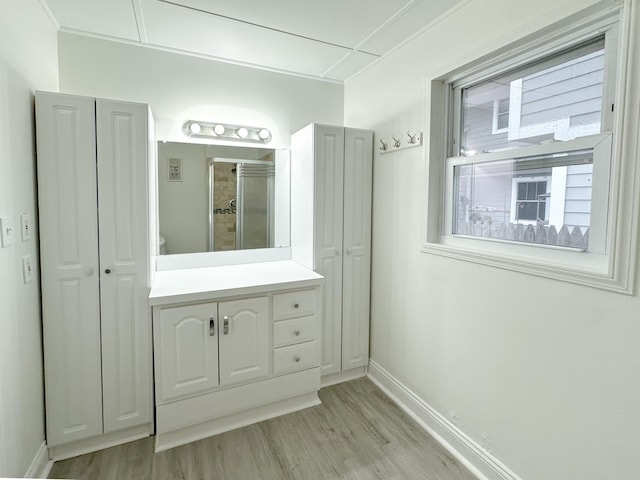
top-left (36, 92), bottom-right (103, 446)
top-left (96, 100), bottom-right (152, 433)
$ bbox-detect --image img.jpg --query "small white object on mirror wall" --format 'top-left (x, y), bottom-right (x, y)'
top-left (168, 158), bottom-right (183, 182)
top-left (378, 131), bottom-right (423, 154)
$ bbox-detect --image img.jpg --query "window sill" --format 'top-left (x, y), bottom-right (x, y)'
top-left (421, 236), bottom-right (632, 294)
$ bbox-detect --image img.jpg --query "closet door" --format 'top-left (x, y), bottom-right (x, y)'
top-left (96, 100), bottom-right (152, 433)
top-left (313, 125), bottom-right (345, 375)
top-left (35, 92), bottom-right (103, 446)
top-left (342, 128), bottom-right (373, 370)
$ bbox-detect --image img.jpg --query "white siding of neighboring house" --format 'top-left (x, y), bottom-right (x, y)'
top-left (516, 50), bottom-right (604, 140)
top-left (563, 164), bottom-right (593, 229)
top-left (459, 49), bottom-right (602, 231)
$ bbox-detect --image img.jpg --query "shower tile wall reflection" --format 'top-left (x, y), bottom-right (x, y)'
top-left (213, 162), bottom-right (237, 251)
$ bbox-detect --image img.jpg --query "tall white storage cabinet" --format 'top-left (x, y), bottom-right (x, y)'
top-left (291, 124), bottom-right (373, 379)
top-left (36, 91), bottom-right (154, 458)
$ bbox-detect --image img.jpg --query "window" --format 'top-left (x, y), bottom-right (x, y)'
top-left (423, 8), bottom-right (640, 294)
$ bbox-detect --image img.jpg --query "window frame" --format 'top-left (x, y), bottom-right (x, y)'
top-left (422, 5), bottom-right (640, 294)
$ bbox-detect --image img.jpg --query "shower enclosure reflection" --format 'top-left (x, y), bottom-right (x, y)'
top-left (157, 142), bottom-right (289, 255)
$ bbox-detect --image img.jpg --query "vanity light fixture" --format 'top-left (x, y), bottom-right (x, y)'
top-left (183, 120), bottom-right (272, 143)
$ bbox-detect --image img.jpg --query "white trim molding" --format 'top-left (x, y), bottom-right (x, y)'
top-left (367, 360), bottom-right (522, 480)
top-left (25, 441), bottom-right (52, 479)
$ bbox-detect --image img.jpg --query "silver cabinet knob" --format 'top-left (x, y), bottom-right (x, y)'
top-left (294, 356), bottom-right (301, 363)
top-left (294, 330), bottom-right (301, 336)
top-left (294, 303), bottom-right (299, 309)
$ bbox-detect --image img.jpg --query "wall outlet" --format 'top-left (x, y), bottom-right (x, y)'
top-left (20, 213), bottom-right (32, 241)
top-left (22, 255), bottom-right (34, 283)
top-left (1, 216), bottom-right (14, 247)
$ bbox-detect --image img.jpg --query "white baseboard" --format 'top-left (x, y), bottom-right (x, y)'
top-left (24, 441), bottom-right (52, 479)
top-left (321, 366), bottom-right (367, 387)
top-left (367, 360), bottom-right (521, 480)
top-left (155, 393), bottom-right (320, 452)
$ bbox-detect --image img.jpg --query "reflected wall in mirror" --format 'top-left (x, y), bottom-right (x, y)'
top-left (157, 142), bottom-right (290, 255)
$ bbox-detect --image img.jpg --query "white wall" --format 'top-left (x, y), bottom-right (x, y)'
top-left (157, 142), bottom-right (209, 254)
top-left (345, 1), bottom-right (640, 479)
top-left (0, 0), bottom-right (58, 477)
top-left (57, 33), bottom-right (344, 147)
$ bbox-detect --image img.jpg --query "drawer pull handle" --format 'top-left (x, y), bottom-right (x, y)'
top-left (294, 303), bottom-right (300, 309)
top-left (209, 317), bottom-right (215, 336)
top-left (294, 356), bottom-right (301, 363)
top-left (223, 316), bottom-right (229, 335)
top-left (294, 330), bottom-right (301, 336)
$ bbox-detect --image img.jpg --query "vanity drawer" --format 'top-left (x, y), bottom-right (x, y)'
top-left (273, 341), bottom-right (318, 375)
top-left (273, 315), bottom-right (317, 348)
top-left (273, 289), bottom-right (316, 320)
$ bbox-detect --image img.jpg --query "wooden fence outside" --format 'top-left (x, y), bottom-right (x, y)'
top-left (456, 221), bottom-right (589, 249)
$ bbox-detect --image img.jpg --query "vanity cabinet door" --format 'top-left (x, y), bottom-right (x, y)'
top-left (156, 302), bottom-right (219, 403)
top-left (219, 297), bottom-right (270, 387)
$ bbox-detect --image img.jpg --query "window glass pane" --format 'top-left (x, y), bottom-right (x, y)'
top-left (460, 41), bottom-right (605, 156)
top-left (453, 149), bottom-right (594, 249)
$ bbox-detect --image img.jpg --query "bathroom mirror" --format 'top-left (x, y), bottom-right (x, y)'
top-left (157, 141), bottom-right (290, 256)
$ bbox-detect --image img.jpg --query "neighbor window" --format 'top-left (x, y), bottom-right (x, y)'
top-left (423, 8), bottom-right (639, 293)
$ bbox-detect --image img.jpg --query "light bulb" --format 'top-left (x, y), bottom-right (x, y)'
top-left (258, 128), bottom-right (271, 140)
top-left (189, 123), bottom-right (202, 134)
top-left (236, 127), bottom-right (249, 138)
top-left (214, 124), bottom-right (225, 135)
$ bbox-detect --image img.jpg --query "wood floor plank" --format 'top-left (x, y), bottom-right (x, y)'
top-left (49, 378), bottom-right (477, 480)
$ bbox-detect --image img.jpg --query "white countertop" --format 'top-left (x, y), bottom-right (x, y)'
top-left (149, 260), bottom-right (324, 306)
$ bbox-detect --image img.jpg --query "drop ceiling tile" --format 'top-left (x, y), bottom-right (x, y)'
top-left (359, 0), bottom-right (465, 55)
top-left (142, 0), bottom-right (352, 76)
top-left (43, 0), bottom-right (140, 41)
top-left (323, 51), bottom-right (380, 82)
top-left (155, 0), bottom-right (410, 49)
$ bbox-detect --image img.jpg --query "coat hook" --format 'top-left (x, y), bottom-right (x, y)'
top-left (379, 138), bottom-right (388, 151)
top-left (392, 136), bottom-right (401, 148)
top-left (407, 131), bottom-right (418, 144)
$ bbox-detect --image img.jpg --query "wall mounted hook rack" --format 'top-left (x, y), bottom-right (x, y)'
top-left (379, 131), bottom-right (423, 154)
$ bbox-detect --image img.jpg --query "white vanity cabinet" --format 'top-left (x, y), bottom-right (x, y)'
top-left (156, 297), bottom-right (270, 404)
top-left (35, 91), bottom-right (154, 458)
top-left (149, 261), bottom-right (323, 451)
top-left (291, 124), bottom-right (373, 381)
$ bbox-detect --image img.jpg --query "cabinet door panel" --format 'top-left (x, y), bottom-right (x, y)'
top-left (156, 303), bottom-right (219, 403)
top-left (97, 100), bottom-right (152, 432)
top-left (219, 297), bottom-right (269, 386)
top-left (35, 93), bottom-right (103, 446)
top-left (314, 125), bottom-right (345, 375)
top-left (342, 129), bottom-right (373, 369)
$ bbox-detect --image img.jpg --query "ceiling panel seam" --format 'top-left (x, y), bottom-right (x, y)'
top-left (155, 0), bottom-right (379, 55)
top-left (344, 0), bottom-right (474, 83)
top-left (132, 0), bottom-right (148, 43)
top-left (57, 28), bottom-right (345, 85)
top-left (37, 0), bottom-right (61, 30)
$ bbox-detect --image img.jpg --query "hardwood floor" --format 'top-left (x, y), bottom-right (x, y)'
top-left (49, 378), bottom-right (476, 480)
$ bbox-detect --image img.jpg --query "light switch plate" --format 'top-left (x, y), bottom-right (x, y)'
top-left (0, 216), bottom-right (14, 247)
top-left (20, 213), bottom-right (32, 241)
top-left (22, 255), bottom-right (34, 283)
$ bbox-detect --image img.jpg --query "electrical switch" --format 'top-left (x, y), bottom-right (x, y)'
top-left (20, 213), bottom-right (32, 241)
top-left (0, 216), bottom-right (14, 247)
top-left (22, 255), bottom-right (34, 283)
